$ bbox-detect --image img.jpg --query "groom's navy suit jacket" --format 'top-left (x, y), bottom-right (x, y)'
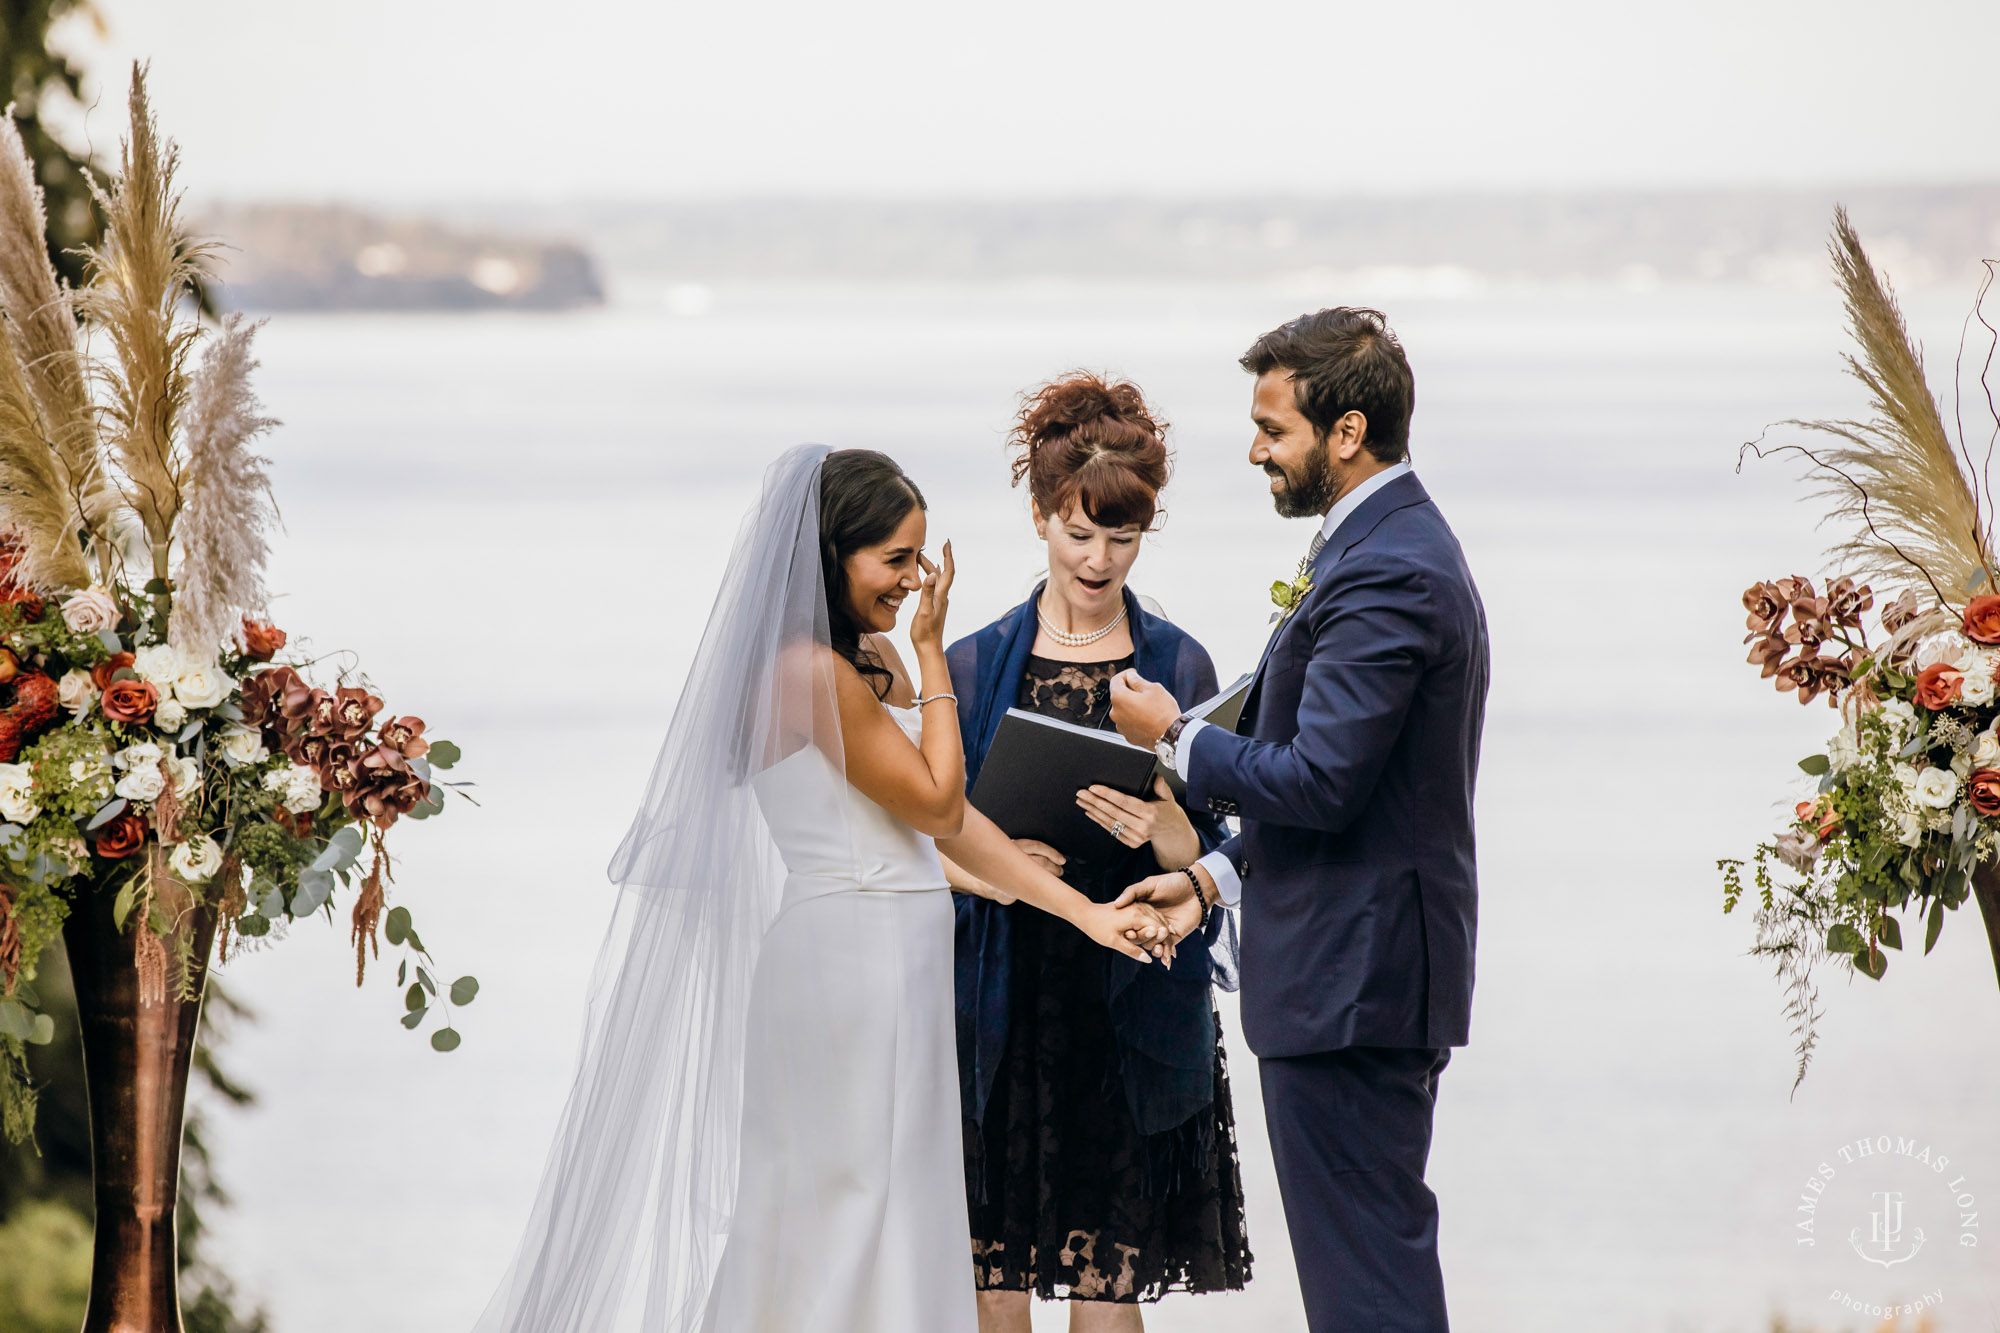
top-left (1188, 471), bottom-right (1488, 1058)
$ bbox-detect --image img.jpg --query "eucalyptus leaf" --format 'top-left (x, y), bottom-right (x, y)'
top-left (449, 976), bottom-right (479, 1006)
top-left (292, 867), bottom-right (335, 917)
top-left (179, 719), bottom-right (202, 744)
top-left (12, 981), bottom-right (37, 1008)
top-left (237, 913), bottom-right (271, 938)
top-left (85, 798), bottom-right (128, 832)
top-left (0, 1000), bottom-right (30, 1040)
top-left (384, 906), bottom-right (411, 946)
top-left (416, 967), bottom-right (436, 997)
top-left (1855, 944), bottom-right (1888, 979)
top-left (1899, 735), bottom-right (1925, 759)
top-left (27, 1014), bottom-right (53, 1045)
top-left (1826, 923), bottom-right (1865, 954)
top-left (400, 1008), bottom-right (426, 1029)
top-left (213, 701), bottom-right (243, 722)
top-left (1926, 898), bottom-right (1947, 954)
top-left (1875, 914), bottom-right (1904, 950)
top-left (1798, 754), bottom-right (1831, 776)
top-left (95, 628), bottom-right (121, 654)
top-left (405, 983), bottom-right (426, 1012)
top-left (112, 879), bottom-right (138, 932)
top-left (255, 882), bottom-right (286, 919)
top-left (426, 740), bottom-right (461, 770)
top-left (408, 756), bottom-right (432, 782)
top-left (430, 1027), bottom-right (461, 1053)
top-left (396, 958), bottom-right (407, 987)
top-left (1970, 566), bottom-right (1991, 594)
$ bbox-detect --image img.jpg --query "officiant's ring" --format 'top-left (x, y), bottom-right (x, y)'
top-left (1112, 821), bottom-right (1125, 840)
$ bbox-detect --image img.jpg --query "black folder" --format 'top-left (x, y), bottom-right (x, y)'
top-left (969, 671), bottom-right (1255, 858)
top-left (969, 711), bottom-right (1156, 859)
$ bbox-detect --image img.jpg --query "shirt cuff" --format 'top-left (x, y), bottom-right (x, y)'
top-left (1173, 717), bottom-right (1210, 779)
top-left (1197, 848), bottom-right (1241, 908)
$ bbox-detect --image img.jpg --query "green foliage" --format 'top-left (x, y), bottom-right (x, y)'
top-left (0, 1200), bottom-right (92, 1333)
top-left (1, 0), bottom-right (105, 290)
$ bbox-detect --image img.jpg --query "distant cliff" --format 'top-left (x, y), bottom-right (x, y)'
top-left (200, 205), bottom-right (605, 312)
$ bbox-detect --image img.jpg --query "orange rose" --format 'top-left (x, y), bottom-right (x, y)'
top-left (90, 652), bottom-right (135, 692)
top-left (240, 617), bottom-right (286, 662)
top-left (101, 678), bottom-right (158, 725)
top-left (92, 809), bottom-right (148, 859)
top-left (1795, 798), bottom-right (1840, 839)
top-left (1915, 663), bottom-right (1964, 710)
top-left (1970, 770), bottom-right (2000, 817)
top-left (1965, 594), bottom-right (2000, 644)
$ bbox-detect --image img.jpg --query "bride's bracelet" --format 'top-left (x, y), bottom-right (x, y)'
top-left (916, 692), bottom-right (957, 707)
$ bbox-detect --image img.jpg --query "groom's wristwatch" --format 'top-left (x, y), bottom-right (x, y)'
top-left (1155, 713), bottom-right (1194, 771)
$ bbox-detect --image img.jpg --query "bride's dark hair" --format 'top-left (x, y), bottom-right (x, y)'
top-left (819, 449), bottom-right (926, 700)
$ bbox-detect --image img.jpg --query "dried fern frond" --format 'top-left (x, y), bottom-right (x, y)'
top-left (75, 64), bottom-right (217, 555)
top-left (0, 316), bottom-right (93, 590)
top-left (0, 109), bottom-right (116, 559)
top-left (1787, 207), bottom-right (1992, 603)
top-left (170, 314), bottom-right (277, 660)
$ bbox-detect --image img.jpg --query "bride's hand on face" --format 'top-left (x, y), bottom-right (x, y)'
top-left (906, 541), bottom-right (954, 655)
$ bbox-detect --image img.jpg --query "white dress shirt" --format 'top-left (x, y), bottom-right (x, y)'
top-left (1179, 462), bottom-right (1413, 906)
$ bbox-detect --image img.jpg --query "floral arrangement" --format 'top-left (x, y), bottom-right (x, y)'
top-left (1723, 208), bottom-right (2000, 1088)
top-left (0, 70), bottom-right (473, 1144)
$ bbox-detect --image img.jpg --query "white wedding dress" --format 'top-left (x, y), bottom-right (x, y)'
top-left (700, 703), bottom-right (977, 1333)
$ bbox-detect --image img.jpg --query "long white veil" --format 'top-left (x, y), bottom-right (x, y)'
top-left (475, 443), bottom-right (848, 1333)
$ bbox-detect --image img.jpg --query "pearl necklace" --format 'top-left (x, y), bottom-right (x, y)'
top-left (1036, 595), bottom-right (1128, 648)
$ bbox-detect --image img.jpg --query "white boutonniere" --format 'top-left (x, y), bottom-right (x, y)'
top-left (1269, 558), bottom-right (1314, 625)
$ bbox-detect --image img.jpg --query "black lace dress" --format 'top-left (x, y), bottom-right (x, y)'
top-left (965, 654), bottom-right (1252, 1303)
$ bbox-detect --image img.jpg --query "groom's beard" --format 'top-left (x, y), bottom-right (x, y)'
top-left (1268, 436), bottom-right (1339, 519)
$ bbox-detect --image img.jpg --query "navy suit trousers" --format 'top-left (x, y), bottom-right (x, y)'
top-left (1258, 1047), bottom-right (1451, 1332)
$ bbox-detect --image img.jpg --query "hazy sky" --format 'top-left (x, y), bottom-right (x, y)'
top-left (47, 0), bottom-right (2000, 201)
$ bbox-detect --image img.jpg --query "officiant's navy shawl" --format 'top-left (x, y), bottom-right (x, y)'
top-left (947, 583), bottom-right (1237, 1154)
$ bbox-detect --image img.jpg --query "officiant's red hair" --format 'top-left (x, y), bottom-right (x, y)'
top-left (1009, 372), bottom-right (1171, 530)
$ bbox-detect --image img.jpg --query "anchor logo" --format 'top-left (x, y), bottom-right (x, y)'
top-left (1849, 1190), bottom-right (1926, 1268)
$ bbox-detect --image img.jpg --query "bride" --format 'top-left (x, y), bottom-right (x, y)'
top-left (476, 445), bottom-right (1174, 1333)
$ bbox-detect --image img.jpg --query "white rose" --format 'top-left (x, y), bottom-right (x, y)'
top-left (218, 725), bottom-right (269, 769)
top-left (165, 753), bottom-right (199, 798)
top-left (1914, 766), bottom-right (1960, 809)
top-left (153, 698), bottom-right (187, 732)
top-left (66, 756), bottom-right (110, 801)
top-left (113, 741), bottom-right (162, 772)
top-left (57, 668), bottom-right (97, 717)
top-left (114, 764), bottom-right (166, 802)
top-left (1953, 750), bottom-right (1975, 778)
top-left (1879, 699), bottom-right (1918, 740)
top-left (1918, 635), bottom-right (1970, 670)
top-left (132, 644), bottom-right (184, 687)
top-left (168, 834), bottom-right (223, 882)
top-left (0, 763), bottom-right (39, 823)
top-left (1963, 666), bottom-right (1998, 708)
top-left (1896, 809), bottom-right (1924, 846)
top-left (59, 587), bottom-right (118, 634)
top-left (173, 662), bottom-right (233, 710)
top-left (1894, 761), bottom-right (1920, 794)
top-left (1976, 727), bottom-right (2000, 769)
top-left (1827, 722), bottom-right (1862, 772)
top-left (282, 765), bottom-right (322, 816)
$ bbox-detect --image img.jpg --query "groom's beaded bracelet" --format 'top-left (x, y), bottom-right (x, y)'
top-left (1180, 865), bottom-right (1213, 912)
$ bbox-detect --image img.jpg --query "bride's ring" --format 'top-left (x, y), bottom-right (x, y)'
top-left (1111, 820), bottom-right (1125, 840)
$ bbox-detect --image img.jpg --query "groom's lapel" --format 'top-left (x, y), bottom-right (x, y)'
top-left (1241, 472), bottom-right (1432, 727)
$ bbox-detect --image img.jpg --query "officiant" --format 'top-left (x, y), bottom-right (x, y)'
top-left (941, 373), bottom-right (1252, 1329)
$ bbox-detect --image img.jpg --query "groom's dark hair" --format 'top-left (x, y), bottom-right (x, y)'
top-left (1240, 307), bottom-right (1415, 463)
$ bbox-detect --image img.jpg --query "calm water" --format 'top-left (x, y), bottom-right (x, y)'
top-left (195, 277), bottom-right (2000, 1332)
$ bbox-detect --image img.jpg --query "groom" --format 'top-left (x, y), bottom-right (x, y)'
top-left (1109, 307), bottom-right (1488, 1332)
